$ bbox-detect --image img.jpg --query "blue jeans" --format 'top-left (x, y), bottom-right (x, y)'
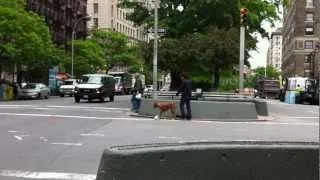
top-left (131, 94), bottom-right (141, 112)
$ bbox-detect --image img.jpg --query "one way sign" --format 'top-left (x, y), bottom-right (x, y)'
top-left (147, 28), bottom-right (166, 34)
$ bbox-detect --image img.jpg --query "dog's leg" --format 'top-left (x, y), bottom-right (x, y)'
top-left (159, 111), bottom-right (163, 120)
top-left (171, 109), bottom-right (176, 120)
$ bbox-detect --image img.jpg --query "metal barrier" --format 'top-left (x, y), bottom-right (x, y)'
top-left (144, 91), bottom-right (253, 100)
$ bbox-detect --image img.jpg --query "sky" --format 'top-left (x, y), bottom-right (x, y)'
top-left (248, 20), bottom-right (282, 69)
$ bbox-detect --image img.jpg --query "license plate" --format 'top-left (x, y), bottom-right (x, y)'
top-left (83, 95), bottom-right (88, 98)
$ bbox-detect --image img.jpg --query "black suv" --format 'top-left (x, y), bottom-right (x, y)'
top-left (74, 74), bottom-right (115, 103)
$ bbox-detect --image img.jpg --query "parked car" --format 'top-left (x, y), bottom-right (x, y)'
top-left (74, 74), bottom-right (115, 103)
top-left (59, 79), bottom-right (78, 97)
top-left (18, 83), bottom-right (50, 99)
top-left (144, 85), bottom-right (153, 93)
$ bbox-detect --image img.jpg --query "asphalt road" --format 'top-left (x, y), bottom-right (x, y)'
top-left (0, 96), bottom-right (318, 180)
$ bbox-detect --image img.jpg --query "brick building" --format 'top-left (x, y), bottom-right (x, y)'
top-left (268, 28), bottom-right (283, 71)
top-left (26, 0), bottom-right (88, 46)
top-left (281, 0), bottom-right (320, 79)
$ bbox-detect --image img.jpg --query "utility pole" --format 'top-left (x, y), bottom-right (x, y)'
top-left (239, 8), bottom-right (248, 94)
top-left (152, 0), bottom-right (159, 99)
top-left (71, 16), bottom-right (91, 78)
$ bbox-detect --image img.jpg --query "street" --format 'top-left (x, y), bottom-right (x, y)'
top-left (0, 96), bottom-right (318, 180)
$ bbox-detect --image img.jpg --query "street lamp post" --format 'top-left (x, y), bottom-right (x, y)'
top-left (71, 15), bottom-right (91, 78)
top-left (149, 0), bottom-right (160, 99)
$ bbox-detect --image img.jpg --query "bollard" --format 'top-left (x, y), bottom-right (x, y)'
top-left (96, 141), bottom-right (318, 180)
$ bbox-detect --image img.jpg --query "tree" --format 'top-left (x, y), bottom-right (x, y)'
top-left (119, 0), bottom-right (281, 89)
top-left (0, 0), bottom-right (25, 10)
top-left (245, 65), bottom-right (281, 88)
top-left (90, 30), bottom-right (143, 72)
top-left (64, 40), bottom-right (105, 78)
top-left (0, 4), bottom-right (60, 82)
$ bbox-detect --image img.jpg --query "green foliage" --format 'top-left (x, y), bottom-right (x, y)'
top-left (0, 0), bottom-right (25, 10)
top-left (90, 30), bottom-right (144, 72)
top-left (63, 40), bottom-right (105, 78)
top-left (245, 65), bottom-right (281, 88)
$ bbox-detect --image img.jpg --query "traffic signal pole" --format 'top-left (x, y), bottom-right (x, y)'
top-left (239, 8), bottom-right (248, 95)
top-left (152, 0), bottom-right (159, 100)
top-left (239, 26), bottom-right (245, 94)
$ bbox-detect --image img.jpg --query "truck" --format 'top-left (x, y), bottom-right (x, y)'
top-left (107, 72), bottom-right (145, 95)
top-left (254, 77), bottom-right (280, 99)
top-left (108, 72), bottom-right (134, 95)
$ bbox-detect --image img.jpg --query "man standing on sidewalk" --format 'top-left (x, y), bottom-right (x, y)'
top-left (176, 72), bottom-right (192, 120)
top-left (131, 74), bottom-right (143, 113)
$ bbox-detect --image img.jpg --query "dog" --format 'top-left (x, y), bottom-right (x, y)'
top-left (153, 101), bottom-right (176, 120)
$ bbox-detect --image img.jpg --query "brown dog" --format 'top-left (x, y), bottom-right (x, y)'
top-left (153, 101), bottom-right (176, 120)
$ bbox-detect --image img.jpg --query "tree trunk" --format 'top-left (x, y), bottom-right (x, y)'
top-left (213, 66), bottom-right (220, 90)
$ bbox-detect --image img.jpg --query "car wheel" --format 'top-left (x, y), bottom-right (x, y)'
top-left (88, 98), bottom-right (93, 103)
top-left (75, 97), bottom-right (80, 103)
top-left (60, 94), bottom-right (64, 97)
top-left (99, 97), bottom-right (104, 102)
top-left (44, 94), bottom-right (49, 99)
top-left (109, 95), bottom-right (114, 102)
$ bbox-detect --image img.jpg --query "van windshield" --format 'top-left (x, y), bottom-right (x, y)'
top-left (81, 76), bottom-right (102, 84)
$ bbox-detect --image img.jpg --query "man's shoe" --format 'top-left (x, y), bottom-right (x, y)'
top-left (186, 116), bottom-right (192, 120)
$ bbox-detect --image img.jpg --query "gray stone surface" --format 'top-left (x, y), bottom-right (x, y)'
top-left (140, 98), bottom-right (259, 121)
top-left (96, 141), bottom-right (319, 180)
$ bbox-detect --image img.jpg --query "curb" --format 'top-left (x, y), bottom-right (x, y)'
top-left (129, 113), bottom-right (275, 122)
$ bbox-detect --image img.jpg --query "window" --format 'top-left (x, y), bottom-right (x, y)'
top-left (305, 27), bottom-right (313, 35)
top-left (93, 18), bottom-right (98, 28)
top-left (296, 40), bottom-right (304, 49)
top-left (305, 55), bottom-right (311, 63)
top-left (306, 0), bottom-right (313, 7)
top-left (94, 3), bottom-right (98, 13)
top-left (306, 13), bottom-right (313, 21)
top-left (304, 40), bottom-right (313, 49)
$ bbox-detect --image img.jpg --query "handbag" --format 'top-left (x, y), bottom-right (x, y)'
top-left (135, 93), bottom-right (142, 99)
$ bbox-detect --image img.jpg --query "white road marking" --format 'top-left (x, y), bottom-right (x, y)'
top-left (289, 116), bottom-right (318, 119)
top-left (0, 105), bottom-right (34, 107)
top-left (158, 136), bottom-right (179, 139)
top-left (0, 170), bottom-right (96, 180)
top-left (34, 108), bottom-right (50, 110)
top-left (80, 133), bottom-right (105, 137)
top-left (51, 142), bottom-right (83, 146)
top-left (0, 112), bottom-right (150, 121)
top-left (40, 137), bottom-right (48, 142)
top-left (13, 135), bottom-right (29, 141)
top-left (8, 130), bottom-right (22, 133)
top-left (0, 112), bottom-right (318, 126)
top-left (48, 105), bottom-right (129, 111)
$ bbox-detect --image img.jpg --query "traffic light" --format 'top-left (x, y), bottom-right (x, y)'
top-left (240, 8), bottom-right (249, 25)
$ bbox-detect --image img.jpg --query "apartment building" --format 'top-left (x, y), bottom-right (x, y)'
top-left (281, 0), bottom-right (320, 79)
top-left (87, 0), bottom-right (148, 41)
top-left (26, 0), bottom-right (88, 46)
top-left (268, 28), bottom-right (283, 71)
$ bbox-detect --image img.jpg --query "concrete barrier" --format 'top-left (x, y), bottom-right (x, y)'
top-left (96, 141), bottom-right (318, 180)
top-left (138, 98), bottom-right (268, 121)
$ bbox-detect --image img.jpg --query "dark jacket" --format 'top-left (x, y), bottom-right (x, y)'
top-left (134, 78), bottom-right (143, 93)
top-left (177, 79), bottom-right (192, 100)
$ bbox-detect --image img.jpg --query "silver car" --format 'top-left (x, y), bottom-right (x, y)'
top-left (18, 83), bottom-right (50, 99)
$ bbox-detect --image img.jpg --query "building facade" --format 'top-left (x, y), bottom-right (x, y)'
top-left (281, 0), bottom-right (320, 79)
top-left (87, 0), bottom-right (148, 41)
top-left (268, 28), bottom-right (283, 71)
top-left (26, 0), bottom-right (88, 46)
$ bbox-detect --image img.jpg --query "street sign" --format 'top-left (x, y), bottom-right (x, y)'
top-left (147, 28), bottom-right (166, 34)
